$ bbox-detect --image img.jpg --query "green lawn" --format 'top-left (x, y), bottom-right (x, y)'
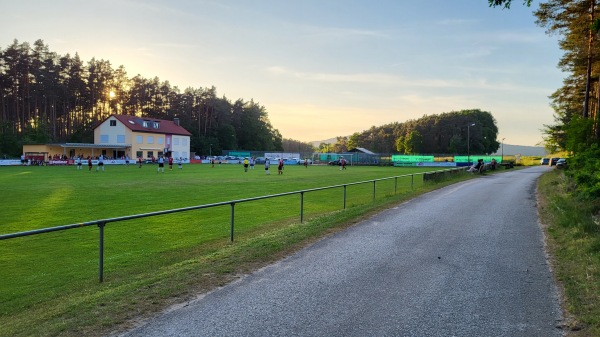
top-left (0, 163), bottom-right (463, 337)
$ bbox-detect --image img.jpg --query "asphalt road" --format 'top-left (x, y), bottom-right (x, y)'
top-left (121, 166), bottom-right (563, 337)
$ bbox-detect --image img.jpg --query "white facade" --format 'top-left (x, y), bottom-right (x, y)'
top-left (95, 115), bottom-right (191, 160)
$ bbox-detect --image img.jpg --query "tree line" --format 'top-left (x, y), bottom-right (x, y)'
top-left (0, 39), bottom-right (288, 157)
top-left (490, 0), bottom-right (600, 197)
top-left (322, 109), bottom-right (500, 156)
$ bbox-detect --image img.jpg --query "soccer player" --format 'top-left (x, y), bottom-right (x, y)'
top-left (157, 155), bottom-right (165, 173)
top-left (265, 158), bottom-right (270, 175)
top-left (96, 155), bottom-right (104, 172)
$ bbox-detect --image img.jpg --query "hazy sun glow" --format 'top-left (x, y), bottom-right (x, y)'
top-left (109, 91), bottom-right (116, 99)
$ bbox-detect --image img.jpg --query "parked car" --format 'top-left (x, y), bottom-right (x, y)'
top-left (556, 158), bottom-right (567, 168)
top-left (549, 157), bottom-right (560, 166)
top-left (540, 158), bottom-right (549, 165)
top-left (328, 159), bottom-right (341, 166)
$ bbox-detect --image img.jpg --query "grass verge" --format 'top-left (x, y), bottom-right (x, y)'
top-left (537, 169), bottom-right (600, 336)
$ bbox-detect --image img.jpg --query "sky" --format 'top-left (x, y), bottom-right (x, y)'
top-left (1, 0), bottom-right (565, 146)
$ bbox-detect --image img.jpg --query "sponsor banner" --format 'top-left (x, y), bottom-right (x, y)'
top-left (265, 153), bottom-right (300, 160)
top-left (0, 160), bottom-right (23, 166)
top-left (454, 156), bottom-right (501, 163)
top-left (393, 162), bottom-right (417, 167)
top-left (394, 161), bottom-right (456, 167)
top-left (391, 155), bottom-right (435, 163)
top-left (416, 162), bottom-right (456, 167)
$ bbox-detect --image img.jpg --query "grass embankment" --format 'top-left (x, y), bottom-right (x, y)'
top-left (538, 169), bottom-right (600, 336)
top-left (0, 164), bottom-right (471, 337)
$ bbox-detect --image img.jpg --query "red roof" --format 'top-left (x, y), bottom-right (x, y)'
top-left (98, 114), bottom-right (192, 136)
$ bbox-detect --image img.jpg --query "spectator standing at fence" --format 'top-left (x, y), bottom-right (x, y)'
top-left (125, 155), bottom-right (130, 166)
top-left (178, 157), bottom-right (183, 169)
top-left (250, 157), bottom-right (255, 170)
top-left (265, 158), bottom-right (271, 175)
top-left (96, 155), bottom-right (105, 172)
top-left (21, 154), bottom-right (25, 166)
top-left (157, 155), bottom-right (165, 173)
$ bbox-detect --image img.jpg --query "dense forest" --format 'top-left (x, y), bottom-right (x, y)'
top-left (0, 39), bottom-right (287, 157)
top-left (322, 109), bottom-right (500, 155)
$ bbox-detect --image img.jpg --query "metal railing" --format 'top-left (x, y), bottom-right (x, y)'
top-left (0, 167), bottom-right (466, 282)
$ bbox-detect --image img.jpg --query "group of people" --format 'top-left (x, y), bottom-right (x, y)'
top-left (466, 158), bottom-right (497, 173)
top-left (156, 155), bottom-right (184, 173)
top-left (73, 155), bottom-right (184, 172)
top-left (259, 158), bottom-right (285, 175)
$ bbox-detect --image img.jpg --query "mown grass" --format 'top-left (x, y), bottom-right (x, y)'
top-left (0, 163), bottom-right (472, 337)
top-left (537, 169), bottom-right (600, 336)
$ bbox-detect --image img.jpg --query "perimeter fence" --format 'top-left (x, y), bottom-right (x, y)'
top-left (0, 167), bottom-right (467, 282)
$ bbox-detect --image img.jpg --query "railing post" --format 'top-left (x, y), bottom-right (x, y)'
top-left (300, 192), bottom-right (304, 223)
top-left (394, 177), bottom-right (397, 194)
top-left (373, 181), bottom-right (376, 200)
top-left (230, 203), bottom-right (235, 242)
top-left (411, 174), bottom-right (414, 190)
top-left (343, 185), bottom-right (347, 209)
top-left (98, 222), bottom-right (105, 283)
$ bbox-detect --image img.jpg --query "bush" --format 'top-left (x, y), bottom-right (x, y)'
top-left (566, 144), bottom-right (600, 198)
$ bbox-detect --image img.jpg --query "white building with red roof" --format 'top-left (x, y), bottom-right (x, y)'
top-left (96, 114), bottom-right (192, 160)
top-left (22, 114), bottom-right (192, 163)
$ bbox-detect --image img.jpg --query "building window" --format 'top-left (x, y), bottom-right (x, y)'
top-left (100, 135), bottom-right (109, 143)
top-left (153, 122), bottom-right (160, 129)
top-left (173, 137), bottom-right (180, 146)
top-left (143, 121), bottom-right (149, 128)
top-left (157, 137), bottom-right (164, 145)
top-left (147, 136), bottom-right (154, 144)
top-left (147, 151), bottom-right (153, 158)
top-left (158, 151), bottom-right (164, 157)
top-left (110, 120), bottom-right (117, 126)
top-left (117, 135), bottom-right (125, 143)
top-left (136, 151), bottom-right (143, 158)
top-left (136, 135), bottom-right (143, 144)
top-left (182, 138), bottom-right (188, 146)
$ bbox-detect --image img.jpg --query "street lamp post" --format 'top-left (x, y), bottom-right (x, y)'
top-left (467, 123), bottom-right (476, 166)
top-left (501, 138), bottom-right (505, 163)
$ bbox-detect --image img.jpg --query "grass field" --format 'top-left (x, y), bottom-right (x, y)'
top-left (0, 163), bottom-right (467, 336)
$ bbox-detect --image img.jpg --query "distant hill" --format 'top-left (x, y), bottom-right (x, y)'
top-left (492, 144), bottom-right (548, 157)
top-left (311, 138), bottom-right (547, 157)
top-left (310, 138), bottom-right (337, 148)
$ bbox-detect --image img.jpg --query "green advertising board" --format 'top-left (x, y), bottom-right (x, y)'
top-left (228, 151), bottom-right (251, 157)
top-left (454, 156), bottom-right (502, 163)
top-left (391, 155), bottom-right (434, 163)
